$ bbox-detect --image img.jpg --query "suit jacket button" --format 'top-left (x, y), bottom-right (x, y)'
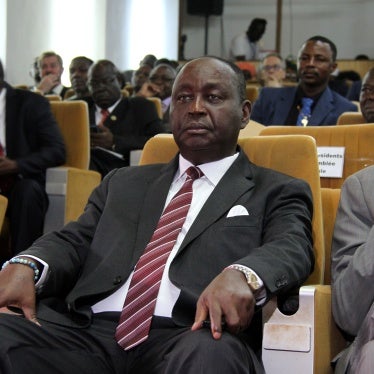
top-left (113, 276), bottom-right (122, 285)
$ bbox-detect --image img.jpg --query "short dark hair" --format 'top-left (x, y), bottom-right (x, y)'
top-left (306, 35), bottom-right (337, 61)
top-left (70, 56), bottom-right (94, 66)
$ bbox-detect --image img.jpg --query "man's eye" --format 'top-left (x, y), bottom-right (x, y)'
top-left (177, 95), bottom-right (192, 102)
top-left (207, 95), bottom-right (221, 102)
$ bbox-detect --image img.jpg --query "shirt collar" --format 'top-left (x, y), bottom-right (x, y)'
top-left (177, 152), bottom-right (239, 186)
top-left (95, 97), bottom-right (122, 116)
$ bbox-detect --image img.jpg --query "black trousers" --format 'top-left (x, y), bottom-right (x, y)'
top-left (0, 313), bottom-right (264, 374)
top-left (5, 178), bottom-right (48, 257)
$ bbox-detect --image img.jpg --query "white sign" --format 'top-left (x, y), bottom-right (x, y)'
top-left (317, 146), bottom-right (345, 178)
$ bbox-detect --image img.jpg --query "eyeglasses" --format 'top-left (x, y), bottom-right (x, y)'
top-left (262, 64), bottom-right (282, 72)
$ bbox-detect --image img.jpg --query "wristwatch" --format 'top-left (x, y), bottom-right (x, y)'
top-left (226, 264), bottom-right (263, 295)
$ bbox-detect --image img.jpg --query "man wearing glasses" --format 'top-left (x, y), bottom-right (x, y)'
top-left (258, 53), bottom-right (286, 88)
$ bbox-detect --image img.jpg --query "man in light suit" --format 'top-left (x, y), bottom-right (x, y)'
top-left (0, 57), bottom-right (314, 373)
top-left (251, 35), bottom-right (357, 126)
top-left (0, 60), bottom-right (65, 258)
top-left (331, 166), bottom-right (374, 373)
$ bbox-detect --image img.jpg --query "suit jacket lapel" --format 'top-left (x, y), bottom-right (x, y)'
top-left (273, 87), bottom-right (296, 125)
top-left (177, 151), bottom-right (254, 254)
top-left (132, 157), bottom-right (179, 262)
top-left (310, 87), bottom-right (333, 125)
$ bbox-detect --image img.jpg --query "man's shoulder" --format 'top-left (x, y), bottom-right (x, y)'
top-left (326, 87), bottom-right (358, 111)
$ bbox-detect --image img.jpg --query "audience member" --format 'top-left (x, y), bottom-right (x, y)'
top-left (36, 51), bottom-right (70, 98)
top-left (0, 56), bottom-right (314, 374)
top-left (230, 18), bottom-right (267, 61)
top-left (346, 80), bottom-right (362, 101)
top-left (130, 63), bottom-right (152, 95)
top-left (251, 35), bottom-right (358, 126)
top-left (123, 54), bottom-right (157, 87)
top-left (359, 67), bottom-right (374, 123)
top-left (0, 59), bottom-right (65, 258)
top-left (66, 56), bottom-right (94, 102)
top-left (258, 53), bottom-right (286, 87)
top-left (87, 59), bottom-right (164, 177)
top-left (329, 70), bottom-right (361, 97)
top-left (29, 56), bottom-right (41, 88)
top-left (331, 165), bottom-right (374, 373)
top-left (136, 63), bottom-right (177, 132)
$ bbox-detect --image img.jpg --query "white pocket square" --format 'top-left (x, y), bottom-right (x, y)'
top-left (227, 205), bottom-right (249, 217)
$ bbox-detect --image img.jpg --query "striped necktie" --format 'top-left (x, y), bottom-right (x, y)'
top-left (115, 166), bottom-right (203, 350)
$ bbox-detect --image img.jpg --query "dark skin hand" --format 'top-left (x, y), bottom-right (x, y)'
top-left (191, 268), bottom-right (256, 339)
top-left (0, 157), bottom-right (18, 175)
top-left (90, 125), bottom-right (114, 149)
top-left (0, 261), bottom-right (40, 324)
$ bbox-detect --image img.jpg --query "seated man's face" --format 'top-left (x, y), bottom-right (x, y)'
top-left (40, 56), bottom-right (63, 82)
top-left (149, 65), bottom-right (176, 100)
top-left (360, 72), bottom-right (374, 123)
top-left (132, 64), bottom-right (151, 90)
top-left (88, 63), bottom-right (122, 109)
top-left (69, 59), bottom-right (92, 94)
top-left (260, 56), bottom-right (285, 83)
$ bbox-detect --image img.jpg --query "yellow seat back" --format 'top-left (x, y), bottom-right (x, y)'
top-left (49, 100), bottom-right (90, 169)
top-left (260, 124), bottom-right (374, 188)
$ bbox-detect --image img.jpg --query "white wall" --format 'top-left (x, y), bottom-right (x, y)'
top-left (181, 0), bottom-right (374, 61)
top-left (2, 0), bottom-right (373, 87)
top-left (2, 0), bottom-right (179, 87)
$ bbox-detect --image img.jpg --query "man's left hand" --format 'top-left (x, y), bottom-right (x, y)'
top-left (191, 268), bottom-right (256, 339)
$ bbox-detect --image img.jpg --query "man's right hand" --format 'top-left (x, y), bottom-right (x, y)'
top-left (0, 262), bottom-right (39, 324)
top-left (37, 74), bottom-right (59, 94)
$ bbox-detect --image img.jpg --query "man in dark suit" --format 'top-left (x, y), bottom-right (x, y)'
top-left (0, 57), bottom-right (313, 373)
top-left (88, 59), bottom-right (164, 177)
top-left (0, 60), bottom-right (65, 257)
top-left (35, 51), bottom-right (70, 98)
top-left (251, 35), bottom-right (358, 126)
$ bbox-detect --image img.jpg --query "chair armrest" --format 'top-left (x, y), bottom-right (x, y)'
top-left (262, 285), bottom-right (346, 374)
top-left (130, 150), bottom-right (143, 166)
top-left (44, 166), bottom-right (101, 233)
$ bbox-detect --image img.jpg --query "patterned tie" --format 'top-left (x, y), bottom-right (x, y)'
top-left (296, 97), bottom-right (314, 126)
top-left (115, 166), bottom-right (203, 350)
top-left (99, 108), bottom-right (110, 126)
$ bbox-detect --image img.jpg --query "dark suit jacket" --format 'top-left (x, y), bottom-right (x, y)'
top-left (251, 86), bottom-right (358, 126)
top-left (4, 82), bottom-right (66, 185)
top-left (24, 149), bottom-right (314, 352)
top-left (89, 96), bottom-right (164, 161)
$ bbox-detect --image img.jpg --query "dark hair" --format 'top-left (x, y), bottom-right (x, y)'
top-left (71, 56), bottom-right (94, 66)
top-left (247, 18), bottom-right (267, 42)
top-left (306, 35), bottom-right (337, 61)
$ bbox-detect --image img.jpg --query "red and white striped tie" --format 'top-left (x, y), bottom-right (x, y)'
top-left (115, 166), bottom-right (203, 350)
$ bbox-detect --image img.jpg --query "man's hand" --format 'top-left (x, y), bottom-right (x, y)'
top-left (90, 125), bottom-right (114, 149)
top-left (0, 262), bottom-right (39, 324)
top-left (37, 74), bottom-right (60, 94)
top-left (191, 268), bottom-right (256, 339)
top-left (0, 157), bottom-right (18, 175)
top-left (136, 82), bottom-right (161, 98)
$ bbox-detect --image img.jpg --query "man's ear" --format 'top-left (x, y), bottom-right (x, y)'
top-left (240, 100), bottom-right (252, 128)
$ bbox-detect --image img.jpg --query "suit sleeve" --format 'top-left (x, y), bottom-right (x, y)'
top-left (112, 97), bottom-right (164, 154)
top-left (331, 171), bottom-right (374, 337)
top-left (13, 93), bottom-right (66, 177)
